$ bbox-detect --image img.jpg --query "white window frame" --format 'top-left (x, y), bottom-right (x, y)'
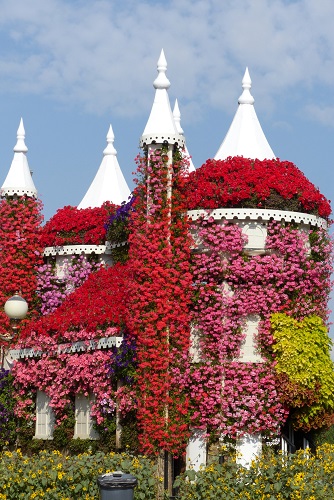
top-left (34, 390), bottom-right (55, 440)
top-left (74, 393), bottom-right (99, 440)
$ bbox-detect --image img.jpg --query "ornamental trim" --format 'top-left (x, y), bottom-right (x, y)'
top-left (187, 208), bottom-right (327, 228)
top-left (43, 244), bottom-right (107, 256)
top-left (9, 336), bottom-right (123, 360)
top-left (140, 133), bottom-right (185, 148)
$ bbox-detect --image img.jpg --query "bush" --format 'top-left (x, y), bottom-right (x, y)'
top-left (174, 444), bottom-right (334, 499)
top-left (0, 449), bottom-right (162, 499)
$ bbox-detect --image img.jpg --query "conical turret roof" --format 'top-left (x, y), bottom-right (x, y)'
top-left (173, 99), bottom-right (195, 173)
top-left (214, 68), bottom-right (275, 161)
top-left (140, 49), bottom-right (184, 148)
top-left (1, 118), bottom-right (37, 198)
top-left (78, 125), bottom-right (130, 209)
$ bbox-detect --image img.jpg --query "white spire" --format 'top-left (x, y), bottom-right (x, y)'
top-left (173, 99), bottom-right (195, 173)
top-left (1, 118), bottom-right (37, 198)
top-left (78, 125), bottom-right (131, 209)
top-left (214, 68), bottom-right (275, 161)
top-left (140, 49), bottom-right (184, 148)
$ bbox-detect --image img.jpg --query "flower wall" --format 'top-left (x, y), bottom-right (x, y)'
top-left (40, 202), bottom-right (116, 247)
top-left (11, 263), bottom-right (133, 446)
top-left (37, 255), bottom-right (102, 315)
top-left (0, 196), bottom-right (43, 338)
top-left (126, 148), bottom-right (193, 456)
top-left (3, 154), bottom-right (333, 458)
top-left (180, 215), bottom-right (333, 441)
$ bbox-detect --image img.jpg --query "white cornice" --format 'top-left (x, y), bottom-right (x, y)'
top-left (187, 208), bottom-right (327, 229)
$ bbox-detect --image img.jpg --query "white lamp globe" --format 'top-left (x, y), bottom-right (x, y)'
top-left (4, 293), bottom-right (28, 320)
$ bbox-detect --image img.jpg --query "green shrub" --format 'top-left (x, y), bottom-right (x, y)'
top-left (175, 444), bottom-right (334, 499)
top-left (0, 449), bottom-right (162, 499)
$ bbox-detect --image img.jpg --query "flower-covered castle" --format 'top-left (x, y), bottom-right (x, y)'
top-left (0, 50), bottom-right (333, 474)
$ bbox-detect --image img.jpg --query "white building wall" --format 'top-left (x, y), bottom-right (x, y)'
top-left (186, 428), bottom-right (207, 471)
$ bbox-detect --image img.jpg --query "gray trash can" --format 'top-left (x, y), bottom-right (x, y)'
top-left (97, 471), bottom-right (137, 500)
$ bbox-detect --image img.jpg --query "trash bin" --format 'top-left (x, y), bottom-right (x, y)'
top-left (97, 471), bottom-right (137, 500)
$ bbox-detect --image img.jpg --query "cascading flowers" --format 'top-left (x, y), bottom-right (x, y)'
top-left (126, 147), bottom-right (193, 456)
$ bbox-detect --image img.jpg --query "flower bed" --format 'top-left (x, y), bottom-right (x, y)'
top-left (0, 449), bottom-right (160, 499)
top-left (175, 444), bottom-right (334, 499)
top-left (184, 157), bottom-right (331, 218)
top-left (41, 202), bottom-right (117, 247)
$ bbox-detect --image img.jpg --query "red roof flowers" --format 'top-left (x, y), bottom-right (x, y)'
top-left (184, 157), bottom-right (331, 218)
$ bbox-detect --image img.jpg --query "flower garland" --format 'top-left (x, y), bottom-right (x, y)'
top-left (40, 202), bottom-right (117, 247)
top-left (126, 148), bottom-right (193, 456)
top-left (0, 196), bottom-right (43, 338)
top-left (184, 157), bottom-right (331, 218)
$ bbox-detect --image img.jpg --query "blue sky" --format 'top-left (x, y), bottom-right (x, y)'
top-left (0, 0), bottom-right (333, 342)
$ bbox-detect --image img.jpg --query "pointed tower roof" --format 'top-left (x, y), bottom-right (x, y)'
top-left (173, 99), bottom-right (195, 172)
top-left (78, 125), bottom-right (130, 209)
top-left (1, 118), bottom-right (37, 198)
top-left (214, 68), bottom-right (275, 161)
top-left (140, 49), bottom-right (184, 148)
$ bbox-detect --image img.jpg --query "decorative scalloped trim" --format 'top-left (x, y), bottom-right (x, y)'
top-left (187, 208), bottom-right (327, 228)
top-left (9, 336), bottom-right (123, 360)
top-left (43, 244), bottom-right (107, 256)
top-left (140, 133), bottom-right (185, 147)
top-left (1, 188), bottom-right (37, 198)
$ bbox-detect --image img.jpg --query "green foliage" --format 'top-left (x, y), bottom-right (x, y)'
top-left (0, 449), bottom-right (161, 499)
top-left (271, 313), bottom-right (334, 430)
top-left (312, 424), bottom-right (334, 447)
top-left (175, 445), bottom-right (334, 499)
top-left (119, 411), bottom-right (139, 453)
top-left (0, 369), bottom-right (17, 448)
top-left (93, 414), bottom-right (117, 453)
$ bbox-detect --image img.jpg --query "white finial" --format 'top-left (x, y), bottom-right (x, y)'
top-left (13, 118), bottom-right (28, 153)
top-left (173, 99), bottom-right (184, 134)
top-left (153, 49), bottom-right (171, 90)
top-left (103, 124), bottom-right (117, 156)
top-left (238, 67), bottom-right (255, 105)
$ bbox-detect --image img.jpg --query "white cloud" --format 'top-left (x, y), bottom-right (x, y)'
top-left (304, 104), bottom-right (334, 127)
top-left (0, 0), bottom-right (332, 125)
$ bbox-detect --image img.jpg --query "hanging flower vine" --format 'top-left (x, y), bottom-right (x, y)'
top-left (126, 148), bottom-right (193, 456)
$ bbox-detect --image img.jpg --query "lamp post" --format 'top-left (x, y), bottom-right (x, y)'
top-left (0, 292), bottom-right (28, 368)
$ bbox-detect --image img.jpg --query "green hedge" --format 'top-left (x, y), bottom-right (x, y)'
top-left (175, 444), bottom-right (334, 499)
top-left (0, 449), bottom-right (162, 499)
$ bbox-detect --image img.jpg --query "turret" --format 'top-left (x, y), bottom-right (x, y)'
top-left (1, 118), bottom-right (37, 198)
top-left (214, 68), bottom-right (275, 160)
top-left (173, 99), bottom-right (195, 172)
top-left (78, 124), bottom-right (130, 209)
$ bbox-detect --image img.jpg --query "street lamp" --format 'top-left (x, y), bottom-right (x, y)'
top-left (0, 292), bottom-right (28, 368)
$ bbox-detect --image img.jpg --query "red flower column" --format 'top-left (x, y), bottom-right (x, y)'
top-left (0, 196), bottom-right (43, 339)
top-left (127, 146), bottom-right (192, 456)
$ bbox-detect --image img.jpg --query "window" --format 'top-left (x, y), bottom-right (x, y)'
top-left (34, 390), bottom-right (55, 439)
top-left (74, 393), bottom-right (99, 439)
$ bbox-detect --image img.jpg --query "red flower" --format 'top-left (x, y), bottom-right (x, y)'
top-left (184, 157), bottom-right (331, 218)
